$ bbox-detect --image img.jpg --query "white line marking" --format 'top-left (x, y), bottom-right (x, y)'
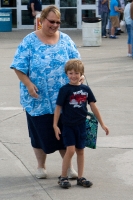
top-left (0, 107), bottom-right (23, 110)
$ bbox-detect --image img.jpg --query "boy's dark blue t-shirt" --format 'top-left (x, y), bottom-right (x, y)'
top-left (56, 83), bottom-right (96, 126)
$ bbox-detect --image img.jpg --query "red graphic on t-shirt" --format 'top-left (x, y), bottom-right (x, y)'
top-left (70, 94), bottom-right (87, 105)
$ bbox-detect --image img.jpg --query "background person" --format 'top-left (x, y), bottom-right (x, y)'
top-left (98, 0), bottom-right (110, 38)
top-left (124, 0), bottom-right (133, 57)
top-left (130, 1), bottom-right (133, 58)
top-left (10, 5), bottom-right (82, 180)
top-left (30, 0), bottom-right (42, 30)
top-left (53, 59), bottom-right (109, 189)
top-left (110, 0), bottom-right (123, 38)
top-left (115, 0), bottom-right (125, 35)
top-left (119, 0), bottom-right (125, 25)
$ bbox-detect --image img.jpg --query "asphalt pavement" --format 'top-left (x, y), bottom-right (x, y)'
top-left (0, 29), bottom-right (133, 200)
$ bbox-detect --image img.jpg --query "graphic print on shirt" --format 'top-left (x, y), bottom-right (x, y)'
top-left (69, 90), bottom-right (88, 108)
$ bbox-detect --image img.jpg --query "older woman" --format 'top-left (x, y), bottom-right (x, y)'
top-left (10, 5), bottom-right (81, 179)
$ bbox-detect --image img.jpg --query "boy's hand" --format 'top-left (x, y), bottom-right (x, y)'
top-left (53, 126), bottom-right (61, 140)
top-left (101, 125), bottom-right (109, 135)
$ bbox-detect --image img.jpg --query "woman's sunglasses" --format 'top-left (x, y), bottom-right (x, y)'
top-left (46, 18), bottom-right (61, 25)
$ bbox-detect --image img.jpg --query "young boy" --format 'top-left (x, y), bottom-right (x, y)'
top-left (53, 59), bottom-right (109, 189)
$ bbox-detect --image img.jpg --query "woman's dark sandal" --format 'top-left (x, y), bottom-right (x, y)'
top-left (77, 177), bottom-right (93, 187)
top-left (58, 176), bottom-right (71, 189)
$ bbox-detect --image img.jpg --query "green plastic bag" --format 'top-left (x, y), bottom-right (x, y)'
top-left (85, 112), bottom-right (98, 149)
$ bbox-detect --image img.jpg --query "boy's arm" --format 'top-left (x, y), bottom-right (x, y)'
top-left (53, 105), bottom-right (62, 140)
top-left (89, 102), bottom-right (109, 135)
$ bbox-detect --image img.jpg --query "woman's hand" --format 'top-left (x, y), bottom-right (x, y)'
top-left (27, 82), bottom-right (39, 98)
top-left (14, 69), bottom-right (39, 98)
top-left (79, 75), bottom-right (85, 84)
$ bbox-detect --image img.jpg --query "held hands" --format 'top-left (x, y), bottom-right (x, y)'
top-left (27, 82), bottom-right (39, 98)
top-left (53, 125), bottom-right (61, 140)
top-left (79, 75), bottom-right (85, 84)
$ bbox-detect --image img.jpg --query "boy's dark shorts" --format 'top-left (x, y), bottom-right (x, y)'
top-left (62, 121), bottom-right (86, 149)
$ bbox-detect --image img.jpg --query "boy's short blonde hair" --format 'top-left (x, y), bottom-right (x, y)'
top-left (65, 59), bottom-right (84, 75)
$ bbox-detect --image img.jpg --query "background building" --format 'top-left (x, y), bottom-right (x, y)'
top-left (0, 0), bottom-right (99, 29)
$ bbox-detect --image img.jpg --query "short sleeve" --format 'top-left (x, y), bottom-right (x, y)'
top-left (10, 35), bottom-right (31, 75)
top-left (68, 37), bottom-right (81, 59)
top-left (87, 86), bottom-right (97, 104)
top-left (56, 86), bottom-right (67, 106)
top-left (60, 32), bottom-right (81, 60)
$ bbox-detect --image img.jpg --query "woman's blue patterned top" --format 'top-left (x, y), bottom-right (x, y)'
top-left (10, 31), bottom-right (80, 116)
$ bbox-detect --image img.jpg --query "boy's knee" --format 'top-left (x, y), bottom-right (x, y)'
top-left (66, 146), bottom-right (75, 157)
top-left (76, 148), bottom-right (84, 156)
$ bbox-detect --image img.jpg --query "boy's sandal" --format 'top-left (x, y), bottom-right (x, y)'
top-left (77, 177), bottom-right (93, 187)
top-left (58, 176), bottom-right (71, 189)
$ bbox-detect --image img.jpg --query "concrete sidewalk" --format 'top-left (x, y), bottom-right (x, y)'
top-left (0, 30), bottom-right (133, 200)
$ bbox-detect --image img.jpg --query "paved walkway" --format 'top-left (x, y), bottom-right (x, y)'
top-left (0, 30), bottom-right (133, 200)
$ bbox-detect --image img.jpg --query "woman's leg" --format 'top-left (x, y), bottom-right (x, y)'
top-left (101, 12), bottom-right (104, 36)
top-left (128, 44), bottom-right (132, 55)
top-left (126, 24), bottom-right (132, 55)
top-left (76, 148), bottom-right (84, 178)
top-left (101, 12), bottom-right (108, 36)
top-left (33, 148), bottom-right (47, 169)
top-left (33, 148), bottom-right (47, 178)
top-left (131, 20), bottom-right (133, 57)
top-left (59, 149), bottom-right (66, 158)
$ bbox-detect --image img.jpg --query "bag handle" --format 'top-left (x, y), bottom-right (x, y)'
top-left (84, 75), bottom-right (89, 86)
